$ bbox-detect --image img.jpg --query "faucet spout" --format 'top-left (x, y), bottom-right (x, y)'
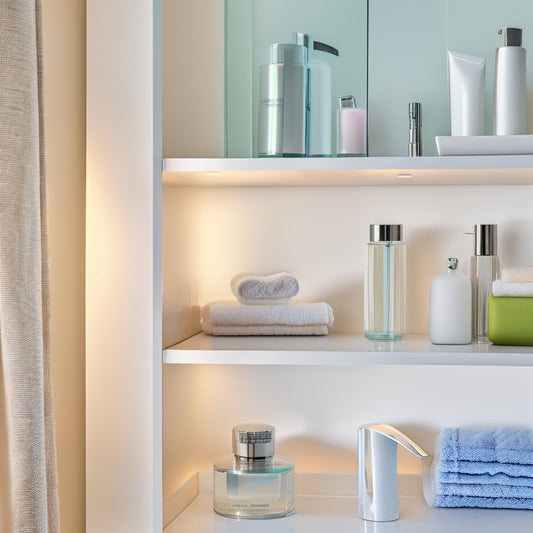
top-left (358, 424), bottom-right (430, 522)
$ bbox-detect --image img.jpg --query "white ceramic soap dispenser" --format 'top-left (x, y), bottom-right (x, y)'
top-left (430, 257), bottom-right (472, 345)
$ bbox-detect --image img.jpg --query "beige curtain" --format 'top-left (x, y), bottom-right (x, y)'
top-left (0, 0), bottom-right (60, 531)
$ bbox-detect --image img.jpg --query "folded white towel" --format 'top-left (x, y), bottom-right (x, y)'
top-left (492, 279), bottom-right (533, 297)
top-left (231, 272), bottom-right (299, 305)
top-left (201, 300), bottom-right (334, 336)
top-left (502, 267), bottom-right (533, 283)
top-left (203, 324), bottom-right (330, 336)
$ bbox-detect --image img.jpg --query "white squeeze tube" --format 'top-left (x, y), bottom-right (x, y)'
top-left (448, 51), bottom-right (486, 136)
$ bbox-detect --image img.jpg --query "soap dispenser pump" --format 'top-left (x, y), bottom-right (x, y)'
top-left (468, 224), bottom-right (501, 340)
top-left (294, 32), bottom-right (339, 157)
top-left (494, 27), bottom-right (527, 135)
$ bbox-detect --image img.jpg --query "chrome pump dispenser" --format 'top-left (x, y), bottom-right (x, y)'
top-left (494, 27), bottom-right (527, 135)
top-left (258, 43), bottom-right (308, 157)
top-left (468, 224), bottom-right (501, 340)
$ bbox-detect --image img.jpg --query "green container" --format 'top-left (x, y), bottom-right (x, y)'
top-left (488, 295), bottom-right (533, 346)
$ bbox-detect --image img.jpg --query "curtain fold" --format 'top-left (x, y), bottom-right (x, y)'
top-left (0, 0), bottom-right (60, 531)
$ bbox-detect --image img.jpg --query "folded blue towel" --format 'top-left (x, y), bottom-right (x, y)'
top-left (438, 458), bottom-right (533, 478)
top-left (440, 427), bottom-right (533, 465)
top-left (438, 470), bottom-right (533, 487)
top-left (436, 481), bottom-right (533, 499)
top-left (434, 494), bottom-right (533, 510)
top-left (433, 427), bottom-right (533, 509)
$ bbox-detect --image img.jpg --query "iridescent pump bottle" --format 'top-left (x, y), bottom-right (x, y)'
top-left (364, 224), bottom-right (406, 340)
top-left (213, 424), bottom-right (295, 519)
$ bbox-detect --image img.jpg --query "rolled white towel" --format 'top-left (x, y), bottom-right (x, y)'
top-left (501, 267), bottom-right (533, 283)
top-left (201, 300), bottom-right (334, 336)
top-left (492, 279), bottom-right (533, 297)
top-left (231, 272), bottom-right (299, 304)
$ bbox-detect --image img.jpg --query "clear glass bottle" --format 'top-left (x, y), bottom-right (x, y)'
top-left (364, 224), bottom-right (406, 340)
top-left (468, 224), bottom-right (501, 340)
top-left (213, 424), bottom-right (295, 519)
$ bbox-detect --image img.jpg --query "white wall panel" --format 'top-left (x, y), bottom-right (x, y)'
top-left (86, 0), bottom-right (162, 531)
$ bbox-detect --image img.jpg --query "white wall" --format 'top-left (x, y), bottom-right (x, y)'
top-left (87, 0), bottom-right (162, 531)
top-left (161, 182), bottom-right (533, 498)
top-left (163, 185), bottom-right (533, 341)
top-left (163, 364), bottom-right (533, 498)
top-left (161, 0), bottom-right (533, 502)
top-left (42, 1), bottom-right (86, 531)
top-left (163, 0), bottom-right (224, 158)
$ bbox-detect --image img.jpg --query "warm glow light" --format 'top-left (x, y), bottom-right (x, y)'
top-left (206, 171), bottom-right (221, 176)
top-left (396, 173), bottom-right (413, 179)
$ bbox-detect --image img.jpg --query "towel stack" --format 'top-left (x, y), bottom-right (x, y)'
top-left (433, 427), bottom-right (533, 510)
top-left (492, 267), bottom-right (533, 298)
top-left (201, 272), bottom-right (334, 336)
top-left (489, 267), bottom-right (533, 345)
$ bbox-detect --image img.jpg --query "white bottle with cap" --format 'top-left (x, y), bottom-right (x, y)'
top-left (494, 27), bottom-right (527, 135)
top-left (430, 258), bottom-right (472, 345)
top-left (336, 95), bottom-right (366, 156)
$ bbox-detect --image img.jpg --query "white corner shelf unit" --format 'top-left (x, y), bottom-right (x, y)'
top-left (164, 333), bottom-right (533, 367)
top-left (162, 155), bottom-right (533, 187)
top-left (89, 2), bottom-right (533, 532)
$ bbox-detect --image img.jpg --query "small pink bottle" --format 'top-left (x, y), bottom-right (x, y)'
top-left (336, 95), bottom-right (366, 157)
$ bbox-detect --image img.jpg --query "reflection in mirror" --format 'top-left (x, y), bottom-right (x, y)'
top-left (226, 0), bottom-right (368, 158)
top-left (368, 0), bottom-right (533, 156)
top-left (226, 0), bottom-right (533, 159)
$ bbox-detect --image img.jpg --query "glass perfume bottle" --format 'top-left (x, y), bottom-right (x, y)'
top-left (364, 224), bottom-right (406, 340)
top-left (213, 424), bottom-right (295, 519)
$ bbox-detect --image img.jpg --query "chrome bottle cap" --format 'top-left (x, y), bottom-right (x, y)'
top-left (233, 424), bottom-right (275, 459)
top-left (448, 257), bottom-right (459, 271)
top-left (369, 224), bottom-right (403, 242)
top-left (474, 224), bottom-right (498, 256)
top-left (270, 43), bottom-right (307, 66)
top-left (339, 95), bottom-right (356, 108)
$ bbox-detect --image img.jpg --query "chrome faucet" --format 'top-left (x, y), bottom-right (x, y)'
top-left (358, 424), bottom-right (431, 522)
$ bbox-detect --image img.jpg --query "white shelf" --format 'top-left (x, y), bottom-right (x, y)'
top-left (162, 156), bottom-right (533, 187)
top-left (164, 485), bottom-right (533, 533)
top-left (163, 333), bottom-right (533, 366)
